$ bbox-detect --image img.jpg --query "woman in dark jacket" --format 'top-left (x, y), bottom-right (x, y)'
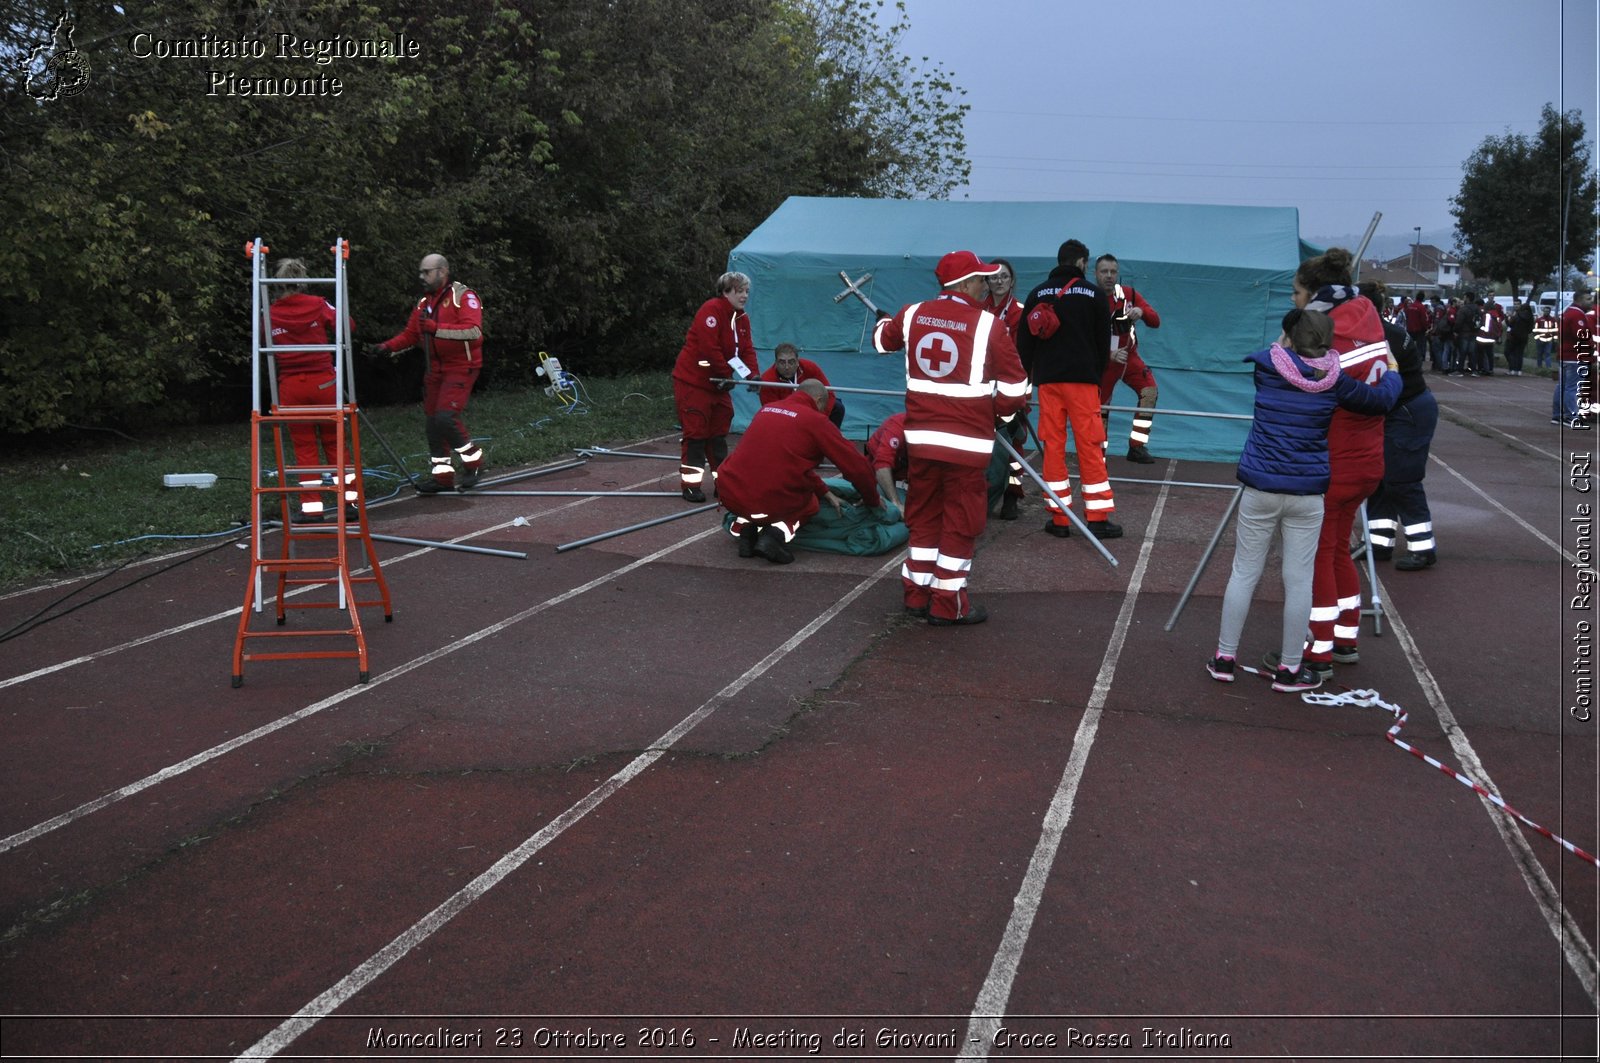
top-left (1208, 310), bottom-right (1401, 693)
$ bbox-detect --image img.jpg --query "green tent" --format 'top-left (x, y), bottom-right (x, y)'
top-left (728, 196), bottom-right (1319, 462)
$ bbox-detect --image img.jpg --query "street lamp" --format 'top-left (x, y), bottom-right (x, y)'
top-left (1411, 227), bottom-right (1421, 272)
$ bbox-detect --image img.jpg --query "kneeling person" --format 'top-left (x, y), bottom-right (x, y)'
top-left (716, 380), bottom-right (882, 564)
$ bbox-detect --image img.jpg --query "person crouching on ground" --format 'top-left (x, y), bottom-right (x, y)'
top-left (715, 380), bottom-right (884, 564)
top-left (1208, 309), bottom-right (1400, 693)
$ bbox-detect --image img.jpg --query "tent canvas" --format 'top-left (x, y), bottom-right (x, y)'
top-left (727, 196), bottom-right (1319, 463)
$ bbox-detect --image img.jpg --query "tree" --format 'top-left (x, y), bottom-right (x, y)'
top-left (0, 0), bottom-right (970, 432)
top-left (1452, 104), bottom-right (1597, 292)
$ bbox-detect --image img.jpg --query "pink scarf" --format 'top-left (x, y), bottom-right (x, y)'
top-left (1269, 342), bottom-right (1339, 392)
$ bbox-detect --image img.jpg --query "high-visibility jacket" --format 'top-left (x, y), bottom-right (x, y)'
top-left (381, 281), bottom-right (482, 370)
top-left (1316, 290), bottom-right (1393, 481)
top-left (1107, 283), bottom-right (1160, 358)
top-left (867, 412), bottom-right (910, 481)
top-left (1560, 304), bottom-right (1596, 362)
top-left (716, 391), bottom-right (880, 522)
top-left (672, 294), bottom-right (757, 391)
top-left (267, 293), bottom-right (350, 375)
top-left (873, 291), bottom-right (1029, 468)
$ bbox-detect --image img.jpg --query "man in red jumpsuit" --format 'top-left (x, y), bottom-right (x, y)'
top-left (715, 380), bottom-right (881, 564)
top-left (1094, 253), bottom-right (1162, 464)
top-left (373, 253), bottom-right (485, 493)
top-left (867, 412), bottom-right (910, 509)
top-left (985, 257), bottom-right (1029, 519)
top-left (874, 250), bottom-right (1029, 625)
top-left (672, 271), bottom-right (758, 502)
top-left (267, 257), bottom-right (355, 522)
top-left (758, 342), bottom-right (844, 427)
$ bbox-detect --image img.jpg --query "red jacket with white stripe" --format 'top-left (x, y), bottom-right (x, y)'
top-left (380, 282), bottom-right (483, 370)
top-left (715, 391), bottom-right (880, 521)
top-left (672, 295), bottom-right (757, 392)
top-left (1322, 293), bottom-right (1393, 481)
top-left (1560, 304), bottom-right (1596, 362)
top-left (867, 412), bottom-right (909, 481)
top-left (1108, 284), bottom-right (1160, 358)
top-left (987, 293), bottom-right (1024, 339)
top-left (267, 293), bottom-right (350, 375)
top-left (872, 291), bottom-right (1029, 468)
top-left (759, 358), bottom-right (834, 416)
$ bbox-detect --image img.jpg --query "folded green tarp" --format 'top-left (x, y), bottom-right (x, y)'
top-left (721, 479), bottom-right (908, 556)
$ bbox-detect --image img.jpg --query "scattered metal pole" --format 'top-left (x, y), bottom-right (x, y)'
top-left (477, 459), bottom-right (588, 486)
top-left (993, 431), bottom-right (1117, 568)
top-left (556, 502), bottom-right (721, 553)
top-left (709, 378), bottom-right (904, 398)
top-left (469, 490), bottom-right (683, 498)
top-left (1098, 402), bottom-right (1251, 422)
top-left (575, 446), bottom-right (678, 461)
top-left (1164, 484), bottom-right (1244, 631)
top-left (1108, 476), bottom-right (1239, 491)
top-left (288, 525), bottom-right (527, 559)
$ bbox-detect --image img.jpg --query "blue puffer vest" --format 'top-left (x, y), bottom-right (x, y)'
top-left (1235, 347), bottom-right (1338, 495)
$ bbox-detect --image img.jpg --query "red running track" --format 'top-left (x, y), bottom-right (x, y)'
top-left (0, 387), bottom-right (1595, 1060)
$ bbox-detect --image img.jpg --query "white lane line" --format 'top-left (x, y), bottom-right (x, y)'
top-left (960, 471), bottom-right (1175, 1060)
top-left (1376, 582), bottom-right (1598, 1005)
top-left (236, 551), bottom-right (902, 1061)
top-left (0, 525), bottom-right (722, 855)
top-left (1435, 401), bottom-right (1561, 459)
top-left (1429, 453), bottom-right (1591, 572)
top-left (0, 472), bottom-right (674, 691)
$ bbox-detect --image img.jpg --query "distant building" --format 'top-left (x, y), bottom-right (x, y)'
top-left (1360, 244), bottom-right (1469, 296)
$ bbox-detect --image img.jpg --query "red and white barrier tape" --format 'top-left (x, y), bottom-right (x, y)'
top-left (1290, 678), bottom-right (1598, 869)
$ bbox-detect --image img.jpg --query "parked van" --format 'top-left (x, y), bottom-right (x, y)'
top-left (1539, 290), bottom-right (1577, 311)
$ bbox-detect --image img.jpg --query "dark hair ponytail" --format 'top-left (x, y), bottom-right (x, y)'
top-left (1295, 246), bottom-right (1355, 291)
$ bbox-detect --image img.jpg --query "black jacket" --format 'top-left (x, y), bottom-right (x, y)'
top-left (1017, 264), bottom-right (1111, 385)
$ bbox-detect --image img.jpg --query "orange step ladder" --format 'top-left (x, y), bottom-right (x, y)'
top-left (232, 238), bottom-right (393, 687)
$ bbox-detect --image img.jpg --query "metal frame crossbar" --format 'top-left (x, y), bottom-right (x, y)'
top-left (231, 237), bottom-right (393, 688)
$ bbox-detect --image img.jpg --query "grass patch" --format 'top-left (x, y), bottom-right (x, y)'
top-left (0, 374), bottom-right (680, 590)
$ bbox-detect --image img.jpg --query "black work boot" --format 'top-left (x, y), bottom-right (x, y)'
top-left (753, 527), bottom-right (794, 564)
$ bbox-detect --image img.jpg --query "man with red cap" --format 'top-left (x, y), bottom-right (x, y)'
top-left (873, 250), bottom-right (1029, 625)
top-left (1017, 239), bottom-right (1121, 539)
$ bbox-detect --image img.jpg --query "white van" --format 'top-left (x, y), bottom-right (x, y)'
top-left (1539, 290), bottom-right (1576, 311)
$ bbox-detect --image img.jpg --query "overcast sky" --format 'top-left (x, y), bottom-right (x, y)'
top-left (892, 0), bottom-right (1598, 250)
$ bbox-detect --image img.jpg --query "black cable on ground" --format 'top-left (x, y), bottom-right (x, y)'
top-left (0, 533), bottom-right (247, 646)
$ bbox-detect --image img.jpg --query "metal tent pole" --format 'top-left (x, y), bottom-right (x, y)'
top-left (1358, 501), bottom-right (1385, 636)
top-left (993, 430), bottom-right (1117, 567)
top-left (556, 503), bottom-right (721, 553)
top-left (1164, 485), bottom-right (1244, 632)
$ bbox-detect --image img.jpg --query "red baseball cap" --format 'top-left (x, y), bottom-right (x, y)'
top-left (935, 250), bottom-right (1001, 287)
